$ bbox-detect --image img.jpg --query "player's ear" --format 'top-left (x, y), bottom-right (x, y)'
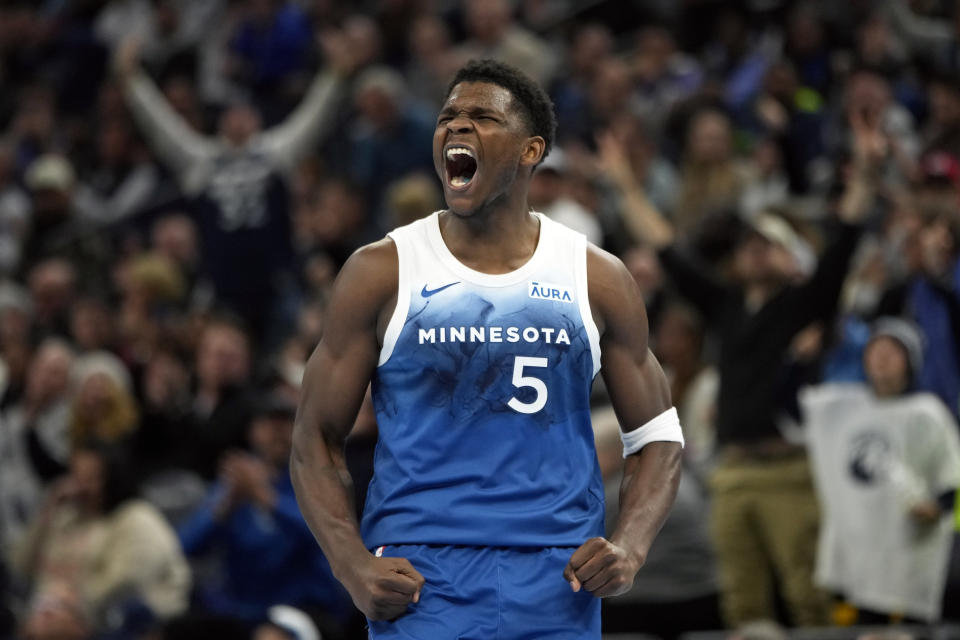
top-left (519, 136), bottom-right (546, 168)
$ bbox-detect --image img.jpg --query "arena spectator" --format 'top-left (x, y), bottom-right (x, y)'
top-left (130, 348), bottom-right (195, 479)
top-left (28, 259), bottom-right (79, 341)
top-left (601, 108), bottom-right (887, 626)
top-left (5, 87), bottom-right (59, 176)
top-left (347, 66), bottom-right (435, 222)
top-left (621, 244), bottom-right (667, 329)
top-left (876, 179), bottom-right (960, 417)
top-left (836, 69), bottom-right (921, 185)
top-left (178, 393), bottom-right (350, 629)
top-left (783, 5), bottom-right (832, 96)
top-left (456, 0), bottom-right (554, 87)
top-left (599, 113), bottom-right (679, 223)
top-left (189, 316), bottom-right (255, 479)
top-left (69, 352), bottom-right (138, 447)
top-left (595, 407), bottom-right (721, 639)
top-left (297, 178), bottom-right (372, 268)
top-left (0, 142), bottom-right (30, 277)
top-left (21, 156), bottom-right (110, 289)
top-left (404, 14), bottom-right (465, 109)
top-left (653, 302), bottom-right (720, 473)
top-left (550, 23), bottom-right (614, 147)
top-left (582, 57), bottom-right (636, 146)
top-left (68, 297), bottom-right (116, 355)
top-left (629, 25), bottom-right (703, 134)
top-left (701, 5), bottom-right (777, 111)
top-left (149, 212), bottom-right (211, 314)
top-left (748, 60), bottom-right (826, 195)
top-left (0, 283), bottom-right (33, 409)
top-left (923, 72), bottom-right (960, 155)
top-left (114, 37), bottom-right (349, 340)
top-left (803, 318), bottom-right (960, 623)
top-left (673, 107), bottom-right (747, 233)
top-left (0, 339), bottom-right (75, 551)
top-left (528, 147), bottom-right (602, 244)
top-left (10, 442), bottom-right (190, 628)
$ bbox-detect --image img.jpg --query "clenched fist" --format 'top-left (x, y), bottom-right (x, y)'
top-left (563, 537), bottom-right (643, 598)
top-left (343, 554), bottom-right (426, 620)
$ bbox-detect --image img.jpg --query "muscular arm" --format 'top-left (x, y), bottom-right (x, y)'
top-left (121, 70), bottom-right (217, 178)
top-left (291, 239), bottom-right (424, 620)
top-left (564, 247), bottom-right (683, 597)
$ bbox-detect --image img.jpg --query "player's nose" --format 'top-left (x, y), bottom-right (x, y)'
top-left (446, 115), bottom-right (474, 134)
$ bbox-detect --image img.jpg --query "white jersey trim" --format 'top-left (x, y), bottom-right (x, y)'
top-left (575, 234), bottom-right (602, 378)
top-left (378, 231), bottom-right (410, 367)
top-left (426, 210), bottom-right (552, 288)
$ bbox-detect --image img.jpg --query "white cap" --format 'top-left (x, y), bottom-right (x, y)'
top-left (25, 154), bottom-right (76, 192)
top-left (267, 605), bottom-right (321, 640)
top-left (749, 213), bottom-right (815, 277)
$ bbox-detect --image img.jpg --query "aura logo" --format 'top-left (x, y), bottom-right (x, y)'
top-left (528, 281), bottom-right (574, 303)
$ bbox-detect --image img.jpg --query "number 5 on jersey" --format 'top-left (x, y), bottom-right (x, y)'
top-left (508, 356), bottom-right (548, 414)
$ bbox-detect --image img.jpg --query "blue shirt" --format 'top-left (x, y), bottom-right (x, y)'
top-left (178, 470), bottom-right (349, 621)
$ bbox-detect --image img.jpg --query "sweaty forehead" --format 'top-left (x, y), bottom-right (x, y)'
top-left (444, 81), bottom-right (517, 118)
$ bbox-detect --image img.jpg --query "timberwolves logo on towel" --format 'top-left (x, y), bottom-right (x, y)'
top-left (847, 432), bottom-right (891, 484)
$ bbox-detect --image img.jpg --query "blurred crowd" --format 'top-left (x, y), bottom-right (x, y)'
top-left (0, 0), bottom-right (959, 639)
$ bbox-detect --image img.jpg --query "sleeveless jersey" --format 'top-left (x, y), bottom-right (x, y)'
top-left (362, 211), bottom-right (604, 548)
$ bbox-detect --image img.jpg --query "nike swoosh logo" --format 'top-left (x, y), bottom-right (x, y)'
top-left (421, 282), bottom-right (460, 297)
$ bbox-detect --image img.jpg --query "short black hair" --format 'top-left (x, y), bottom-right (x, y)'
top-left (75, 441), bottom-right (140, 514)
top-left (445, 59), bottom-right (556, 161)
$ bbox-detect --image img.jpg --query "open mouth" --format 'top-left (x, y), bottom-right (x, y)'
top-left (445, 146), bottom-right (478, 189)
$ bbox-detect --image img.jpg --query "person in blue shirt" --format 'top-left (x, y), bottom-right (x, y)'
top-left (178, 393), bottom-right (350, 627)
top-left (291, 59), bottom-right (684, 639)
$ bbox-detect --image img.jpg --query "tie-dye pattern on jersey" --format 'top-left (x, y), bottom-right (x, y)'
top-left (362, 212), bottom-right (604, 548)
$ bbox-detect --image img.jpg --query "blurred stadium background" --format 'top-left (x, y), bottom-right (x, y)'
top-left (0, 0), bottom-right (959, 639)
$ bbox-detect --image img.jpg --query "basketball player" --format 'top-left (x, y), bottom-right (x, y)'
top-left (291, 60), bottom-right (683, 638)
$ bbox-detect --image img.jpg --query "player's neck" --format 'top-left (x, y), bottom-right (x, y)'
top-left (440, 198), bottom-right (540, 273)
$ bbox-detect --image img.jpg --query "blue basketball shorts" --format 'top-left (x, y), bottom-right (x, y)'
top-left (367, 544), bottom-right (600, 640)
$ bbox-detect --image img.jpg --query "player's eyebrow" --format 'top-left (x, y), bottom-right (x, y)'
top-left (438, 105), bottom-right (505, 119)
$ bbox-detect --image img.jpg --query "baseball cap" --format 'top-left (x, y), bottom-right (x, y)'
top-left (266, 605), bottom-right (321, 640)
top-left (25, 154), bottom-right (76, 192)
top-left (746, 212), bottom-right (816, 276)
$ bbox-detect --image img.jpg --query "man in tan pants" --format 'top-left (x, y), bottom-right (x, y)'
top-left (710, 448), bottom-right (825, 625)
top-left (598, 106), bottom-right (886, 626)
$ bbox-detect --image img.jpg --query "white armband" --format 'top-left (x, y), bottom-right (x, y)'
top-left (621, 407), bottom-right (685, 458)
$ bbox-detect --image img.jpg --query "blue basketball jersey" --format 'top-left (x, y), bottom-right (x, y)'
top-left (362, 211), bottom-right (604, 548)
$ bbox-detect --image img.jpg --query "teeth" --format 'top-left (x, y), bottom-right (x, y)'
top-left (445, 146), bottom-right (475, 160)
top-left (450, 175), bottom-right (471, 187)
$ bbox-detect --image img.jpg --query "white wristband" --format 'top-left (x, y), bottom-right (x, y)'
top-left (621, 407), bottom-right (685, 457)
